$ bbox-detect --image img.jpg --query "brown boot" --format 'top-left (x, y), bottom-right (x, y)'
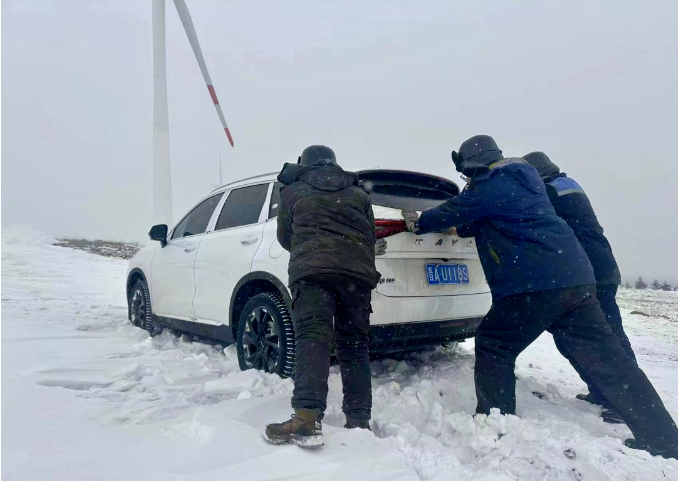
top-left (344, 416), bottom-right (371, 430)
top-left (263, 408), bottom-right (323, 448)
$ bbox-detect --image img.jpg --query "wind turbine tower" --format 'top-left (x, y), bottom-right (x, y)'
top-left (152, 0), bottom-right (234, 226)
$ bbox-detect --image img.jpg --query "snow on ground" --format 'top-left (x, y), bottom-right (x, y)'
top-left (2, 225), bottom-right (678, 480)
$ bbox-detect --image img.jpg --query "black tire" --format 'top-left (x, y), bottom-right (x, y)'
top-left (128, 280), bottom-right (164, 336)
top-left (236, 292), bottom-right (294, 378)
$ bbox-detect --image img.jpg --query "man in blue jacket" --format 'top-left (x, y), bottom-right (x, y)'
top-left (403, 135), bottom-right (678, 458)
top-left (523, 151), bottom-right (633, 420)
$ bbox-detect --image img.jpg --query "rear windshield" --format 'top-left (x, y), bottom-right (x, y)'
top-left (358, 170), bottom-right (459, 211)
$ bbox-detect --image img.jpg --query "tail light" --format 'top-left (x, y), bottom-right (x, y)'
top-left (375, 219), bottom-right (407, 239)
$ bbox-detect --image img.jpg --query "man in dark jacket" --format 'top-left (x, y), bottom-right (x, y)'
top-left (523, 151), bottom-right (634, 419)
top-left (264, 145), bottom-right (380, 448)
top-left (403, 135), bottom-right (678, 458)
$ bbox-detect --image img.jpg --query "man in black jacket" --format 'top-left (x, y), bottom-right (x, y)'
top-left (523, 151), bottom-right (634, 419)
top-left (264, 145), bottom-right (380, 448)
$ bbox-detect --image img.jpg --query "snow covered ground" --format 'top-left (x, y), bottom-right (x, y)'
top-left (3, 225), bottom-right (678, 480)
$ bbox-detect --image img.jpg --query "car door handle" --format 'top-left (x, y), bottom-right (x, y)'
top-left (184, 244), bottom-right (197, 253)
top-left (241, 236), bottom-right (259, 245)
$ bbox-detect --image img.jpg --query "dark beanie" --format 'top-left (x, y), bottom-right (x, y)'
top-left (456, 135), bottom-right (504, 176)
top-left (523, 151), bottom-right (560, 178)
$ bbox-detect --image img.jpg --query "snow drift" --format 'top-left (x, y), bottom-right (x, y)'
top-left (2, 227), bottom-right (677, 480)
top-left (2, 224), bottom-right (57, 246)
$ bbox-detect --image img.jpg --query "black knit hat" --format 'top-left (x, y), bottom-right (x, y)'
top-left (523, 151), bottom-right (560, 178)
top-left (453, 135), bottom-right (503, 176)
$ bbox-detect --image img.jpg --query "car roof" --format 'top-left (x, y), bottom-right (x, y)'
top-left (211, 172), bottom-right (278, 193)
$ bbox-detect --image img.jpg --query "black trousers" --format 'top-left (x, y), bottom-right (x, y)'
top-left (560, 283), bottom-right (637, 406)
top-left (474, 285), bottom-right (678, 450)
top-left (598, 284), bottom-right (636, 361)
top-left (290, 274), bottom-right (372, 420)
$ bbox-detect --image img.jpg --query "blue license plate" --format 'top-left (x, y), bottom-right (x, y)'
top-left (426, 264), bottom-right (470, 285)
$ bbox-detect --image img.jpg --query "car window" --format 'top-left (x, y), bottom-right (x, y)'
top-left (367, 186), bottom-right (450, 211)
top-left (172, 193), bottom-right (223, 239)
top-left (359, 171), bottom-right (457, 211)
top-left (268, 182), bottom-right (282, 219)
top-left (215, 184), bottom-right (269, 230)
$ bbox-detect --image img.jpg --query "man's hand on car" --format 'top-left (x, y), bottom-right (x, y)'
top-left (375, 238), bottom-right (387, 256)
top-left (402, 209), bottom-right (421, 234)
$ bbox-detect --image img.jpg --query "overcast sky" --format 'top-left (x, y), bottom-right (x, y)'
top-left (3, 0), bottom-right (677, 282)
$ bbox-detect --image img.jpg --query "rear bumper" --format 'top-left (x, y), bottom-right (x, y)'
top-left (369, 290), bottom-right (492, 326)
top-left (369, 317), bottom-right (483, 354)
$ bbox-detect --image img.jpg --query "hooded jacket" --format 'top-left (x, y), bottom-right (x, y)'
top-left (542, 173), bottom-right (621, 285)
top-left (277, 161), bottom-right (379, 288)
top-left (417, 158), bottom-right (595, 301)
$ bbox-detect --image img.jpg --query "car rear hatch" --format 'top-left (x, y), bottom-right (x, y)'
top-left (358, 170), bottom-right (489, 298)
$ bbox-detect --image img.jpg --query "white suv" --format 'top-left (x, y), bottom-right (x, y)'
top-left (126, 169), bottom-right (491, 377)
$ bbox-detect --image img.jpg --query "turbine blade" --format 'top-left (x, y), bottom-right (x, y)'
top-left (173, 0), bottom-right (234, 147)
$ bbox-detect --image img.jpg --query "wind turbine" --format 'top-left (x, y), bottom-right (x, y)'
top-left (152, 0), bottom-right (234, 226)
top-left (211, 154), bottom-right (224, 190)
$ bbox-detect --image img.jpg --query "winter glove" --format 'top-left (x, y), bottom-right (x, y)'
top-left (455, 223), bottom-right (474, 238)
top-left (402, 209), bottom-right (421, 234)
top-left (442, 227), bottom-right (457, 236)
top-left (375, 238), bottom-right (387, 256)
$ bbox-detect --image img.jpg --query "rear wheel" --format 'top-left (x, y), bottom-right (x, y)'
top-left (129, 280), bottom-right (164, 336)
top-left (236, 292), bottom-right (294, 378)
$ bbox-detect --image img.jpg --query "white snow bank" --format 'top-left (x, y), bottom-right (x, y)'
top-left (203, 367), bottom-right (293, 397)
top-left (3, 236), bottom-right (678, 480)
top-left (2, 224), bottom-right (57, 246)
top-left (618, 286), bottom-right (678, 323)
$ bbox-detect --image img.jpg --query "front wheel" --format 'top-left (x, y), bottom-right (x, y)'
top-left (128, 280), bottom-right (164, 336)
top-left (236, 292), bottom-right (294, 378)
